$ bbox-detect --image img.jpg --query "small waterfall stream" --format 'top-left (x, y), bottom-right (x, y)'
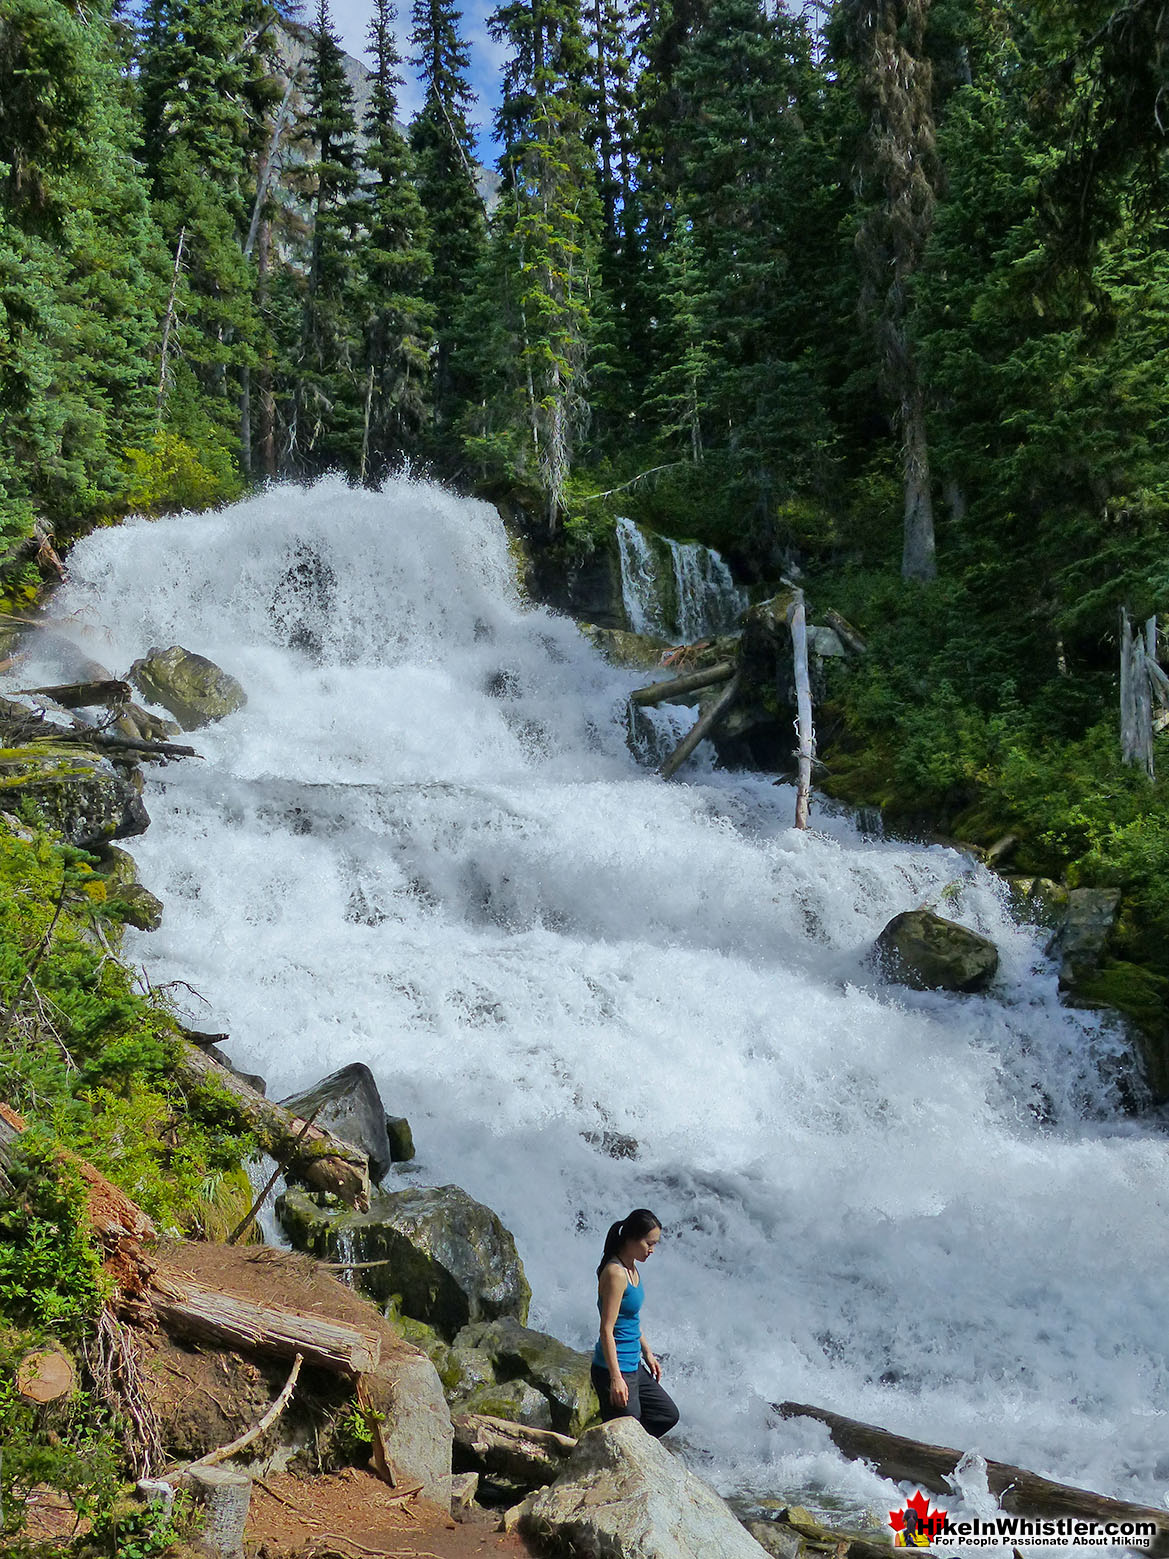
top-left (20, 478), bottom-right (1168, 1523)
top-left (616, 515), bottom-right (747, 640)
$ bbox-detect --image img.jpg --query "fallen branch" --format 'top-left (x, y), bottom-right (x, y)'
top-left (822, 608), bottom-right (868, 656)
top-left (185, 1352), bottom-right (303, 1470)
top-left (776, 1402), bottom-right (1169, 1554)
top-left (630, 661), bottom-right (735, 707)
top-left (577, 463), bottom-right (685, 501)
top-left (227, 1105), bottom-right (322, 1246)
top-left (787, 589), bottom-right (815, 829)
top-left (150, 1275), bottom-right (381, 1377)
top-left (13, 679), bottom-right (132, 709)
top-left (658, 672), bottom-right (741, 781)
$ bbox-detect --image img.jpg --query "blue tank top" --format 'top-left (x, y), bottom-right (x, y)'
top-left (593, 1265), bottom-right (644, 1373)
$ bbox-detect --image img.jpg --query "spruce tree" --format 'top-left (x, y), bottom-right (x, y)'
top-left (359, 0), bottom-right (434, 480)
top-left (409, 0), bottom-right (484, 434)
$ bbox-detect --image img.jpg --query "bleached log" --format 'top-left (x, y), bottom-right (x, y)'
top-left (175, 1040), bottom-right (370, 1208)
top-left (787, 590), bottom-right (815, 829)
top-left (452, 1413), bottom-right (575, 1489)
top-left (777, 1402), bottom-right (1169, 1552)
top-left (658, 673), bottom-right (741, 780)
top-left (630, 662), bottom-right (735, 707)
top-left (1120, 607), bottom-right (1155, 778)
top-left (149, 1277), bottom-right (380, 1377)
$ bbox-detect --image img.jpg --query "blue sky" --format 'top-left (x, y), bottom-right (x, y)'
top-left (329, 0), bottom-right (506, 158)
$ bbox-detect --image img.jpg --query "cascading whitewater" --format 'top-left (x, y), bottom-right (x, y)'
top-left (616, 515), bottom-right (747, 640)
top-left (24, 478), bottom-right (1168, 1519)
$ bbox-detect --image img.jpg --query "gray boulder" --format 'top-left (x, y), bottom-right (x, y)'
top-left (280, 1063), bottom-right (393, 1183)
top-left (129, 645), bottom-right (246, 729)
top-left (458, 1379), bottom-right (555, 1430)
top-left (875, 909), bottom-right (999, 993)
top-left (454, 1317), bottom-right (598, 1436)
top-left (361, 1347), bottom-right (454, 1506)
top-left (1045, 888), bottom-right (1121, 990)
top-left (278, 1182), bottom-right (531, 1339)
top-left (518, 1418), bottom-right (770, 1558)
top-left (385, 1114), bottom-right (415, 1163)
top-left (0, 742), bottom-right (149, 849)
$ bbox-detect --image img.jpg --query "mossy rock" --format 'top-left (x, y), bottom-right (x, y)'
top-left (0, 743), bottom-right (149, 849)
top-left (277, 1183), bottom-right (531, 1339)
top-left (458, 1378), bottom-right (554, 1430)
top-left (1070, 959), bottom-right (1169, 1101)
top-left (875, 909), bottom-right (999, 993)
top-left (129, 645), bottom-right (246, 730)
top-left (578, 624), bottom-right (672, 670)
top-left (454, 1316), bottom-right (599, 1436)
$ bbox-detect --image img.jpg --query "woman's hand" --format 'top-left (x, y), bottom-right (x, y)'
top-left (643, 1350), bottom-right (661, 1382)
top-left (610, 1374), bottom-right (630, 1409)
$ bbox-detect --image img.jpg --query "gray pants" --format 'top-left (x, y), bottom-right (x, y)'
top-left (591, 1363), bottom-right (679, 1438)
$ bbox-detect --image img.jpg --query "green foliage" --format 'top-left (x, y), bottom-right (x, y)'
top-left (122, 427), bottom-right (244, 514)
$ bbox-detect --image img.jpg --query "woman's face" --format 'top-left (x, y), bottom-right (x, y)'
top-left (626, 1226), bottom-right (661, 1264)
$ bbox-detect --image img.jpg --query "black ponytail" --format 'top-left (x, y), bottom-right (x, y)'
top-left (596, 1207), bottom-right (661, 1276)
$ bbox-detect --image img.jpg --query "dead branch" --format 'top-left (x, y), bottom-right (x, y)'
top-left (185, 1352), bottom-right (303, 1470)
top-left (658, 672), bottom-right (741, 780)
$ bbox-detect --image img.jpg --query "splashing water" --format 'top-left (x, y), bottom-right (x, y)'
top-left (25, 478), bottom-right (1169, 1519)
top-left (616, 515), bottom-right (747, 640)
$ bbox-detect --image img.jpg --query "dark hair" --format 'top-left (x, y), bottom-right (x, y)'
top-left (596, 1208), bottom-right (661, 1276)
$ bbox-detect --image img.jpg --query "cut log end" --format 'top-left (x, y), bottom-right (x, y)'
top-left (17, 1347), bottom-right (76, 1403)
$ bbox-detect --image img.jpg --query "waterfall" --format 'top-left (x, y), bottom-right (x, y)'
top-left (616, 515), bottom-right (747, 641)
top-left (22, 477), bottom-right (1167, 1520)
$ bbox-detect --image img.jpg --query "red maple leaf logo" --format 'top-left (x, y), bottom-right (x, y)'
top-left (889, 1490), bottom-right (947, 1546)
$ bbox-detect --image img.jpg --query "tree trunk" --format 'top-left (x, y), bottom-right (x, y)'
top-left (777, 1402), bottom-right (1169, 1553)
top-left (901, 385), bottom-right (937, 581)
top-left (174, 1041), bottom-right (370, 1208)
top-left (452, 1413), bottom-right (575, 1489)
top-left (787, 590), bottom-right (814, 829)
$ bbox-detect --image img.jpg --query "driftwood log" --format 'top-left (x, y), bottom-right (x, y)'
top-left (630, 661), bottom-right (735, 707)
top-left (777, 1402), bottom-right (1169, 1555)
top-left (176, 1040), bottom-right (370, 1208)
top-left (452, 1413), bottom-right (575, 1489)
top-left (658, 672), bottom-right (742, 781)
top-left (14, 679), bottom-right (132, 709)
top-left (149, 1275), bottom-right (381, 1377)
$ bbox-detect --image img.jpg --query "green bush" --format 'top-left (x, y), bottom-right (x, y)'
top-left (121, 430), bottom-right (243, 515)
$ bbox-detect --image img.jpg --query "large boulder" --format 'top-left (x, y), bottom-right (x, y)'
top-left (0, 743), bottom-right (149, 849)
top-left (280, 1063), bottom-right (393, 1184)
top-left (453, 1317), bottom-right (598, 1436)
top-left (129, 645), bottom-right (246, 729)
top-left (361, 1347), bottom-right (454, 1504)
top-left (875, 909), bottom-right (999, 993)
top-left (517, 1418), bottom-right (770, 1559)
top-left (1045, 888), bottom-right (1121, 991)
top-left (277, 1183), bottom-right (531, 1339)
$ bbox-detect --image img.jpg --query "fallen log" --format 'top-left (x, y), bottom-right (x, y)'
top-left (630, 661), bottom-right (735, 707)
top-left (658, 672), bottom-right (741, 781)
top-left (175, 1040), bottom-right (370, 1209)
top-left (150, 1275), bottom-right (381, 1377)
top-left (14, 679), bottom-right (132, 709)
top-left (452, 1413), bottom-right (575, 1489)
top-left (822, 609), bottom-right (868, 656)
top-left (776, 1402), bottom-right (1169, 1554)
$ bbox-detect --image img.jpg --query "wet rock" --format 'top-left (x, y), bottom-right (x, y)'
top-left (280, 1063), bottom-right (393, 1184)
top-left (129, 645), bottom-right (246, 730)
top-left (207, 1044), bottom-right (267, 1096)
top-left (805, 626), bottom-right (846, 659)
top-left (875, 909), bottom-right (999, 993)
top-left (1003, 876), bottom-right (1069, 928)
top-left (385, 1115), bottom-right (415, 1163)
top-left (579, 625), bottom-right (673, 670)
top-left (744, 1521), bottom-right (802, 1559)
top-left (277, 1183), bottom-right (531, 1339)
top-left (454, 1317), bottom-right (598, 1436)
top-left (115, 882), bottom-right (164, 931)
top-left (0, 743), bottom-right (149, 849)
top-left (1045, 888), bottom-right (1121, 991)
top-left (517, 1417), bottom-right (770, 1558)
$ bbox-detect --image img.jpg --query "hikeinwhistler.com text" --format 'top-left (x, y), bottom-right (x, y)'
top-left (927, 1517), bottom-right (1157, 1549)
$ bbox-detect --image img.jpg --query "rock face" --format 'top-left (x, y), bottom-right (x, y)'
top-left (280, 1063), bottom-right (393, 1184)
top-left (0, 743), bottom-right (149, 849)
top-left (578, 625), bottom-right (672, 670)
top-left (518, 1418), bottom-right (770, 1559)
top-left (452, 1317), bottom-right (598, 1436)
top-left (875, 909), bottom-right (999, 993)
top-left (1045, 888), bottom-right (1121, 990)
top-left (278, 1183), bottom-right (532, 1339)
top-left (129, 645), bottom-right (246, 729)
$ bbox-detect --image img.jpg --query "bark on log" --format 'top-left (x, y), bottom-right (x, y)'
top-left (150, 1275), bottom-right (381, 1377)
top-left (776, 1402), bottom-right (1169, 1553)
top-left (452, 1413), bottom-right (575, 1489)
top-left (14, 680), bottom-right (132, 709)
top-left (658, 672), bottom-right (741, 781)
top-left (822, 609), bottom-right (868, 657)
top-left (175, 1040), bottom-right (370, 1208)
top-left (630, 661), bottom-right (735, 707)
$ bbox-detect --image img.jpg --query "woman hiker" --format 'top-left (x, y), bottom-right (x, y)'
top-left (590, 1208), bottom-right (680, 1437)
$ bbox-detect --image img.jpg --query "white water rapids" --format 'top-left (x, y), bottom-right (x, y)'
top-left (26, 479), bottom-right (1169, 1521)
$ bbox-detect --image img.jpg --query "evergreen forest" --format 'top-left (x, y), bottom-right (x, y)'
top-left (2, 0), bottom-right (1169, 1018)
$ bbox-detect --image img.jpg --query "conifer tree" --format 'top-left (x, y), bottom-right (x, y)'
top-left (359, 0), bottom-right (434, 480)
top-left (410, 0), bottom-right (484, 432)
top-left (292, 0), bottom-right (364, 472)
top-left (837, 0), bottom-right (942, 581)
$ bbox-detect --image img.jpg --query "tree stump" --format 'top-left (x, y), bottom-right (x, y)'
top-left (17, 1348), bottom-right (75, 1403)
top-left (187, 1465), bottom-right (251, 1559)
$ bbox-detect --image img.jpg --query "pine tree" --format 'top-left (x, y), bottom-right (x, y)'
top-left (409, 0), bottom-right (484, 433)
top-left (837, 0), bottom-right (942, 581)
top-left (291, 0), bottom-right (364, 472)
top-left (358, 0), bottom-right (434, 480)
